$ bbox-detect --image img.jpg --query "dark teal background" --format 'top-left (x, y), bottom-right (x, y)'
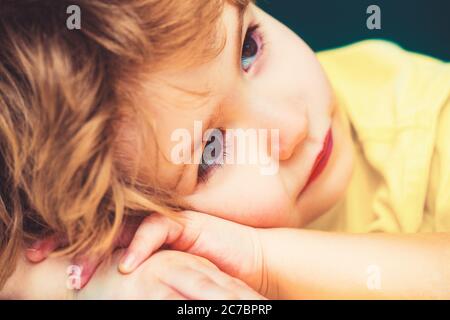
top-left (258, 0), bottom-right (450, 61)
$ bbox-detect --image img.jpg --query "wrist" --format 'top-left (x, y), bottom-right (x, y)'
top-left (255, 228), bottom-right (281, 299)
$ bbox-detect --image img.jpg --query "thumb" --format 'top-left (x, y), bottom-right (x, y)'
top-left (173, 210), bottom-right (262, 285)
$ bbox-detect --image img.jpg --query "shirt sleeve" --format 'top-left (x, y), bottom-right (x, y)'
top-left (427, 93), bottom-right (450, 232)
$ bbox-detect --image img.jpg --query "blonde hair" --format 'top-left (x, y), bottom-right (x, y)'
top-left (0, 0), bottom-right (250, 288)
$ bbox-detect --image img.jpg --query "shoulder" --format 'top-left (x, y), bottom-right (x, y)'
top-left (319, 40), bottom-right (450, 233)
top-left (318, 40), bottom-right (449, 88)
top-left (317, 39), bottom-right (447, 66)
top-left (317, 40), bottom-right (450, 135)
top-left (427, 96), bottom-right (450, 232)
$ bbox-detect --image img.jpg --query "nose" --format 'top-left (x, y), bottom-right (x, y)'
top-left (243, 95), bottom-right (309, 161)
top-left (277, 112), bottom-right (308, 160)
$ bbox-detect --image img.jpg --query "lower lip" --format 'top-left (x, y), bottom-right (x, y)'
top-left (301, 128), bottom-right (333, 192)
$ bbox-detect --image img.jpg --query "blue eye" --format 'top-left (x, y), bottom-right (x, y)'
top-left (198, 129), bottom-right (227, 183)
top-left (241, 25), bottom-right (260, 72)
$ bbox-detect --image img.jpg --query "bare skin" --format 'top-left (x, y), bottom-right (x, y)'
top-left (1, 250), bottom-right (264, 300)
top-left (8, 3), bottom-right (450, 299)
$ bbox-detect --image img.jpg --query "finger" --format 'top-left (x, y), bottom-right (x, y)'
top-left (25, 235), bottom-right (61, 263)
top-left (173, 210), bottom-right (262, 292)
top-left (216, 275), bottom-right (266, 300)
top-left (159, 265), bottom-right (243, 300)
top-left (153, 285), bottom-right (187, 300)
top-left (161, 291), bottom-right (187, 300)
top-left (191, 259), bottom-right (266, 300)
top-left (119, 214), bottom-right (182, 274)
top-left (72, 254), bottom-right (104, 290)
top-left (232, 279), bottom-right (267, 300)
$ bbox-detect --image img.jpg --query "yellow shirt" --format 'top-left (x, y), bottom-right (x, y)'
top-left (307, 40), bottom-right (450, 233)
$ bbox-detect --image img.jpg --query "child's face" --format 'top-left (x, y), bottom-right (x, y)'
top-left (126, 3), bottom-right (354, 228)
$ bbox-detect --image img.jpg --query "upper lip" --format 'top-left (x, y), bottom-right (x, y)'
top-left (299, 128), bottom-right (333, 194)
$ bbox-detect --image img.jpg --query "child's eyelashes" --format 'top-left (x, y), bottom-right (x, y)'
top-left (197, 129), bottom-right (228, 183)
top-left (197, 23), bottom-right (265, 184)
top-left (241, 24), bottom-right (263, 72)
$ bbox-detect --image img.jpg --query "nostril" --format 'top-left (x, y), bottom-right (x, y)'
top-left (278, 116), bottom-right (308, 161)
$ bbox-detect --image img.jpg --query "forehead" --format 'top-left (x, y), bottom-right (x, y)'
top-left (159, 4), bottom-right (242, 89)
top-left (120, 3), bottom-right (244, 191)
top-left (154, 3), bottom-right (244, 115)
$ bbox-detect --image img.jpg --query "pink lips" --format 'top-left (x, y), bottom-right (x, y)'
top-left (302, 128), bottom-right (333, 192)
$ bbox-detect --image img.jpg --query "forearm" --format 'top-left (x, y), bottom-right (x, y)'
top-left (259, 229), bottom-right (450, 299)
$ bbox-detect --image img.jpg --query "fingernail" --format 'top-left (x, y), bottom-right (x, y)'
top-left (120, 253), bottom-right (136, 272)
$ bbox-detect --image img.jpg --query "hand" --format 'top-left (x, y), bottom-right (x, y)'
top-left (25, 216), bottom-right (144, 288)
top-left (117, 211), bottom-right (268, 295)
top-left (77, 250), bottom-right (265, 300)
top-left (27, 212), bottom-right (268, 295)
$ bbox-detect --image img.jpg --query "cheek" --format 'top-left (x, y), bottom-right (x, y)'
top-left (261, 8), bottom-right (332, 112)
top-left (184, 166), bottom-right (291, 227)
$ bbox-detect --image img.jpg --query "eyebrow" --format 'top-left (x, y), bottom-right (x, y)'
top-left (235, 5), bottom-right (247, 70)
top-left (206, 4), bottom-right (246, 125)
